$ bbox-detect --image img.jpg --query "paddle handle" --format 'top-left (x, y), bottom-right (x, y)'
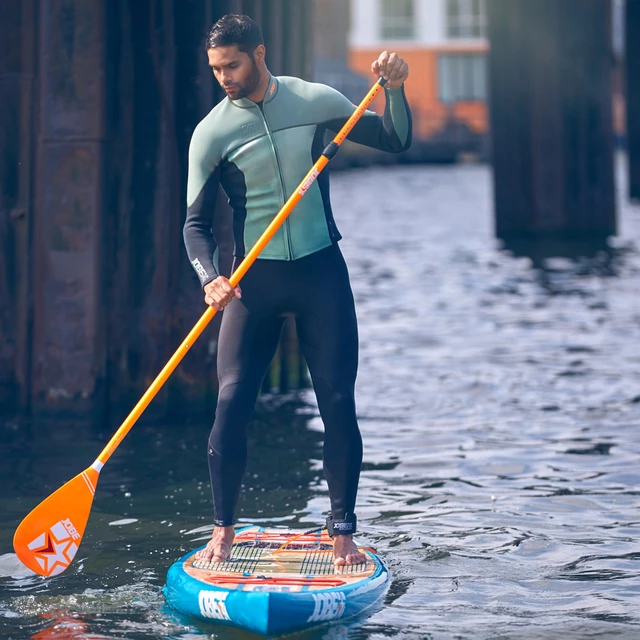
top-left (96, 77), bottom-right (387, 467)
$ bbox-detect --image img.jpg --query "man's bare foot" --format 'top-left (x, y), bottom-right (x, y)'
top-left (195, 526), bottom-right (235, 563)
top-left (333, 534), bottom-right (367, 567)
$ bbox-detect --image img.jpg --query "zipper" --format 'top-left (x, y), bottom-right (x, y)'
top-left (256, 104), bottom-right (294, 260)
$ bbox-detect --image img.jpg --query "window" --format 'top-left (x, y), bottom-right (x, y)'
top-left (446, 0), bottom-right (487, 39)
top-left (380, 0), bottom-right (415, 41)
top-left (438, 53), bottom-right (487, 103)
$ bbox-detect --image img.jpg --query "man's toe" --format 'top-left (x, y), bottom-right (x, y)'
top-left (346, 552), bottom-right (367, 565)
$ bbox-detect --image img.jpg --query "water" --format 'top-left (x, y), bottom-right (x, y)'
top-left (2, 159), bottom-right (640, 639)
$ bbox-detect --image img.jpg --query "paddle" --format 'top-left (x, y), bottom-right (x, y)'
top-left (13, 77), bottom-right (388, 577)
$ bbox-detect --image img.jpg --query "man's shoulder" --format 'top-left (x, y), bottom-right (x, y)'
top-left (277, 75), bottom-right (343, 102)
top-left (190, 98), bottom-right (254, 160)
top-left (193, 99), bottom-right (235, 138)
top-left (274, 77), bottom-right (353, 123)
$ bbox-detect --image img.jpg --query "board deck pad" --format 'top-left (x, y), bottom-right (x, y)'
top-left (164, 526), bottom-right (389, 636)
top-left (188, 529), bottom-right (374, 588)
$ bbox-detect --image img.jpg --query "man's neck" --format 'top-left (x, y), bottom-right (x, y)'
top-left (247, 69), bottom-right (272, 103)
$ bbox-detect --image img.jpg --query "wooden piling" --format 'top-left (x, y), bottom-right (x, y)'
top-left (0, 0), bottom-right (28, 412)
top-left (0, 0), bottom-right (313, 418)
top-left (488, 0), bottom-right (616, 239)
top-left (626, 0), bottom-right (640, 200)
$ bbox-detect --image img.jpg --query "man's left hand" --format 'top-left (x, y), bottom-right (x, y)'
top-left (371, 51), bottom-right (409, 90)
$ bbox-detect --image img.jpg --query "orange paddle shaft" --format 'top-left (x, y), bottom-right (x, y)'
top-left (94, 76), bottom-right (387, 469)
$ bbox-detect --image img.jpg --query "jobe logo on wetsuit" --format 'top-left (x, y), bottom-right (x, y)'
top-left (198, 590), bottom-right (231, 620)
top-left (191, 258), bottom-right (209, 282)
top-left (242, 123), bottom-right (257, 137)
top-left (307, 591), bottom-right (346, 622)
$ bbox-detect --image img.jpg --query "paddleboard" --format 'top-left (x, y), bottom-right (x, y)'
top-left (164, 525), bottom-right (389, 637)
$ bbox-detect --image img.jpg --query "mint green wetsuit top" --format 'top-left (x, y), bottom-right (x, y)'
top-left (184, 75), bottom-right (412, 285)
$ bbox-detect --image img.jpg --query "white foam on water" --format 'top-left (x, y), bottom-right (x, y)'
top-left (107, 518), bottom-right (139, 526)
top-left (182, 524), bottom-right (214, 535)
top-left (0, 553), bottom-right (35, 578)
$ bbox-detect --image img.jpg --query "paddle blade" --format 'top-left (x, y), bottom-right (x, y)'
top-left (13, 467), bottom-right (99, 576)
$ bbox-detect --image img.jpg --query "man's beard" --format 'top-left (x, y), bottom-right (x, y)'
top-left (224, 58), bottom-right (261, 101)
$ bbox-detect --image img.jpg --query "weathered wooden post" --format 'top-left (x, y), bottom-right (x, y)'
top-left (1, 2), bottom-right (17, 408)
top-left (626, 0), bottom-right (640, 200)
top-left (0, 1), bottom-right (35, 412)
top-left (488, 0), bottom-right (616, 240)
top-left (30, 0), bottom-right (108, 415)
top-left (104, 0), bottom-right (192, 420)
top-left (0, 0), bottom-right (314, 418)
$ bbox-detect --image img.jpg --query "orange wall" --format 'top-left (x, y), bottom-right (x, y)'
top-left (349, 47), bottom-right (488, 141)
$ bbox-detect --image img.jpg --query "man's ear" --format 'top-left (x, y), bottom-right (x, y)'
top-left (253, 44), bottom-right (266, 65)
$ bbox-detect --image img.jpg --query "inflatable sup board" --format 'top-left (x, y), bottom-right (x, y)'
top-left (164, 525), bottom-right (389, 636)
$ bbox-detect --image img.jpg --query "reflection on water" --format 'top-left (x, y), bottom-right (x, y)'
top-left (2, 160), bottom-right (640, 639)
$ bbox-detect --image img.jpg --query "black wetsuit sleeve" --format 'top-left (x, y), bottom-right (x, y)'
top-left (183, 167), bottom-right (221, 288)
top-left (325, 86), bottom-right (412, 153)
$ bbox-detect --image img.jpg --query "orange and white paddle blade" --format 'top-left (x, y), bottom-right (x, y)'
top-left (13, 466), bottom-right (100, 576)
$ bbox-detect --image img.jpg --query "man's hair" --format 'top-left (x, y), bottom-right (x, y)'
top-left (206, 14), bottom-right (264, 54)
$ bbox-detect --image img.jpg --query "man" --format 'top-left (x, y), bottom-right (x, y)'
top-left (184, 14), bottom-right (411, 567)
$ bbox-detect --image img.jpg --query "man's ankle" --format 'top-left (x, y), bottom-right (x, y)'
top-left (214, 525), bottom-right (235, 535)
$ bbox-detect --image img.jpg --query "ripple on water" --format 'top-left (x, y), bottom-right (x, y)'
top-left (3, 163), bottom-right (640, 639)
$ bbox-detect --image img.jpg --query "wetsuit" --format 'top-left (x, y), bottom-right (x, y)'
top-left (184, 74), bottom-right (412, 533)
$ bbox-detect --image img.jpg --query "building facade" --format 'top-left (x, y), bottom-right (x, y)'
top-left (349, 0), bottom-right (489, 143)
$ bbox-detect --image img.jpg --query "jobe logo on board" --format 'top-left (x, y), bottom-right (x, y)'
top-left (198, 590), bottom-right (231, 621)
top-left (27, 519), bottom-right (80, 576)
top-left (307, 591), bottom-right (346, 622)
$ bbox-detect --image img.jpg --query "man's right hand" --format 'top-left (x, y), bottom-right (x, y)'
top-left (204, 276), bottom-right (242, 311)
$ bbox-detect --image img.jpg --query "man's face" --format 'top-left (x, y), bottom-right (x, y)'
top-left (207, 44), bottom-right (262, 101)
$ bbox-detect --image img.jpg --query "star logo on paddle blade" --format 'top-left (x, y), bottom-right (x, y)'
top-left (27, 520), bottom-right (80, 576)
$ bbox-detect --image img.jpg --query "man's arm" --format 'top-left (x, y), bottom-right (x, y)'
top-left (183, 167), bottom-right (221, 287)
top-left (344, 86), bottom-right (411, 153)
top-left (183, 124), bottom-right (241, 310)
top-left (321, 51), bottom-right (412, 153)
top-left (183, 120), bottom-right (222, 287)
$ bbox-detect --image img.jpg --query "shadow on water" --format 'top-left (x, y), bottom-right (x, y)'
top-left (501, 236), bottom-right (619, 269)
top-left (500, 235), bottom-right (637, 295)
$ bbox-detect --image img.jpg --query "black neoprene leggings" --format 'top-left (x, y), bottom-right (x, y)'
top-left (207, 243), bottom-right (363, 526)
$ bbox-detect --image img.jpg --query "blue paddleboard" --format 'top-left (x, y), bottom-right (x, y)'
top-left (164, 525), bottom-right (389, 636)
